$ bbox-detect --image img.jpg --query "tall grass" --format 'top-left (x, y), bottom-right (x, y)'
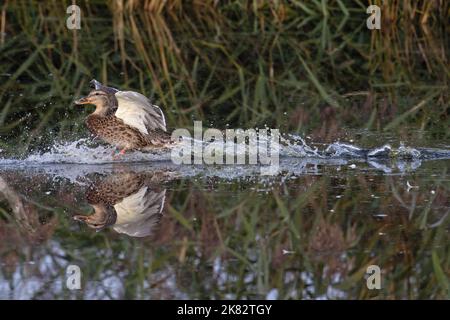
top-left (0, 0), bottom-right (448, 155)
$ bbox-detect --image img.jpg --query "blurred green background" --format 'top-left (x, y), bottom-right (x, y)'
top-left (0, 0), bottom-right (448, 155)
top-left (0, 0), bottom-right (449, 300)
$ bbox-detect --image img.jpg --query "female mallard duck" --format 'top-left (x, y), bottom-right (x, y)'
top-left (73, 171), bottom-right (170, 237)
top-left (75, 80), bottom-right (172, 158)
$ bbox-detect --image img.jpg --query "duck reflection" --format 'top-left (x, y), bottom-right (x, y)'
top-left (74, 171), bottom-right (174, 238)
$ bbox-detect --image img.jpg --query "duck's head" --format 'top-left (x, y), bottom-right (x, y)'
top-left (73, 204), bottom-right (117, 231)
top-left (75, 90), bottom-right (116, 115)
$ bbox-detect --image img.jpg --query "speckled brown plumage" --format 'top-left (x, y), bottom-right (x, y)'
top-left (74, 85), bottom-right (172, 153)
top-left (85, 172), bottom-right (146, 205)
top-left (73, 171), bottom-right (176, 233)
top-left (86, 114), bottom-right (171, 151)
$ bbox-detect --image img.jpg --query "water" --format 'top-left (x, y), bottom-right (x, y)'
top-left (0, 134), bottom-right (449, 299)
top-left (1, 0), bottom-right (448, 301)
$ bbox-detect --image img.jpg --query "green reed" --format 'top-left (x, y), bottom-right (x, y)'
top-left (0, 0), bottom-right (448, 155)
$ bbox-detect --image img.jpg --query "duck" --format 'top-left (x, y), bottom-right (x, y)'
top-left (75, 79), bottom-right (172, 158)
top-left (73, 171), bottom-right (173, 237)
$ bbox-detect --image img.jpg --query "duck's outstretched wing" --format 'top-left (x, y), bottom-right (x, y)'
top-left (114, 91), bottom-right (166, 135)
top-left (113, 187), bottom-right (166, 237)
top-left (90, 79), bottom-right (119, 95)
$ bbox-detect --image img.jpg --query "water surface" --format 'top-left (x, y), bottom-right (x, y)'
top-left (0, 134), bottom-right (448, 299)
top-left (0, 1), bottom-right (449, 300)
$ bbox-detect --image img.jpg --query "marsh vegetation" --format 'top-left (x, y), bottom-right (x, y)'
top-left (0, 1), bottom-right (448, 299)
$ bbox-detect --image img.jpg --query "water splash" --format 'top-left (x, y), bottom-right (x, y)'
top-left (0, 136), bottom-right (449, 179)
top-left (367, 145), bottom-right (392, 158)
top-left (281, 134), bottom-right (321, 158)
top-left (325, 142), bottom-right (367, 158)
top-left (21, 139), bottom-right (172, 164)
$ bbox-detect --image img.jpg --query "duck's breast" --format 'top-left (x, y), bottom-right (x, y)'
top-left (86, 115), bottom-right (142, 149)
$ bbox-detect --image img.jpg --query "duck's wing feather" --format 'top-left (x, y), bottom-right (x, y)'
top-left (114, 91), bottom-right (166, 135)
top-left (90, 79), bottom-right (119, 94)
top-left (113, 187), bottom-right (166, 237)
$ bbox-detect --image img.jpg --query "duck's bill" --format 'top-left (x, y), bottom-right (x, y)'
top-left (73, 214), bottom-right (89, 221)
top-left (73, 214), bottom-right (108, 230)
top-left (74, 97), bottom-right (90, 105)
